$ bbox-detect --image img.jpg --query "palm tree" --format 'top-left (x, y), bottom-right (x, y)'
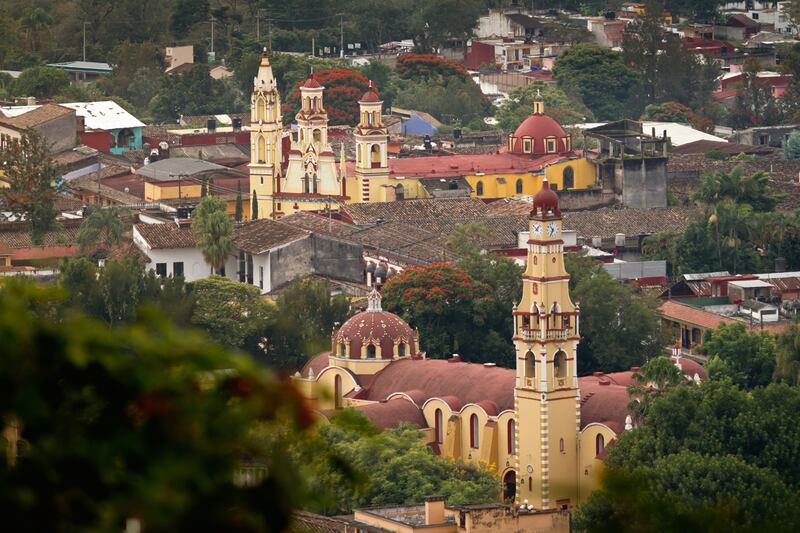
top-left (193, 196), bottom-right (235, 275)
top-left (627, 357), bottom-right (684, 424)
top-left (77, 206), bottom-right (128, 257)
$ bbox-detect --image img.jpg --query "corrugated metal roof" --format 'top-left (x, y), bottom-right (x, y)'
top-left (1, 100), bottom-right (144, 131)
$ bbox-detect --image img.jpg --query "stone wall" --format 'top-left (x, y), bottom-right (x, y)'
top-left (312, 235), bottom-right (364, 284)
top-left (269, 237), bottom-right (314, 290)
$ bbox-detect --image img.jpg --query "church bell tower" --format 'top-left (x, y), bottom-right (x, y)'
top-left (249, 49), bottom-right (282, 219)
top-left (354, 80), bottom-right (389, 202)
top-left (513, 179), bottom-right (580, 510)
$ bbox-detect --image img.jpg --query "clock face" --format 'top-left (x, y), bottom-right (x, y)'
top-left (532, 222), bottom-right (542, 238)
top-left (546, 222), bottom-right (559, 237)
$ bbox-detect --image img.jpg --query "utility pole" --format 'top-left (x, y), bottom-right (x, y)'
top-left (83, 22), bottom-right (88, 62)
top-left (339, 13), bottom-right (344, 58)
top-left (268, 18), bottom-right (272, 51)
top-left (256, 11), bottom-right (260, 41)
top-left (210, 16), bottom-right (215, 60)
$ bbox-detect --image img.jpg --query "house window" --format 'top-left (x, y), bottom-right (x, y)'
top-left (523, 138), bottom-right (532, 153)
top-left (476, 181), bottom-right (484, 196)
top-left (246, 254), bottom-right (254, 284)
top-left (516, 179), bottom-right (523, 194)
top-left (238, 251), bottom-right (246, 282)
top-left (507, 419), bottom-right (515, 454)
top-left (260, 176), bottom-right (264, 185)
top-left (596, 434), bottom-right (605, 456)
top-left (546, 138), bottom-right (556, 153)
top-left (155, 263), bottom-right (167, 277)
top-left (173, 262), bottom-right (184, 277)
top-left (259, 266), bottom-right (264, 290)
top-left (435, 408), bottom-right (443, 444)
top-left (550, 182), bottom-right (558, 191)
top-left (367, 344), bottom-right (377, 358)
top-left (470, 414), bottom-right (479, 448)
top-left (563, 166), bottom-right (574, 189)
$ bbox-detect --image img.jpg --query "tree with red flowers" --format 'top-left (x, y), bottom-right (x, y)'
top-left (396, 54), bottom-right (468, 84)
top-left (381, 262), bottom-right (515, 366)
top-left (286, 68), bottom-right (370, 125)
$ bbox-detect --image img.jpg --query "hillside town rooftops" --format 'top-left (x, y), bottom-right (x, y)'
top-left (233, 219), bottom-right (309, 255)
top-left (0, 103), bottom-right (73, 129)
top-left (134, 222), bottom-right (197, 250)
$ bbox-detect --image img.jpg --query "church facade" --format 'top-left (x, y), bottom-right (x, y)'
top-left (292, 181), bottom-right (706, 509)
top-left (248, 50), bottom-right (598, 220)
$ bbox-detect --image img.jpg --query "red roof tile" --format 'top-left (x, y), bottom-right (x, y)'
top-left (134, 222), bottom-right (197, 249)
top-left (658, 300), bottom-right (736, 330)
top-left (387, 152), bottom-right (569, 179)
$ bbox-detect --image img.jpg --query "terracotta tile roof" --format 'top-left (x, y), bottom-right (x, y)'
top-left (341, 198), bottom-right (490, 225)
top-left (291, 511), bottom-right (353, 533)
top-left (279, 211), bottom-right (358, 239)
top-left (134, 223), bottom-right (197, 249)
top-left (0, 220), bottom-right (81, 249)
top-left (0, 103), bottom-right (73, 129)
top-left (562, 207), bottom-right (696, 240)
top-left (385, 152), bottom-right (570, 179)
top-left (657, 300), bottom-right (736, 330)
top-left (346, 397), bottom-right (427, 430)
top-left (233, 219), bottom-right (309, 255)
top-left (347, 221), bottom-right (453, 264)
top-left (670, 140), bottom-right (775, 155)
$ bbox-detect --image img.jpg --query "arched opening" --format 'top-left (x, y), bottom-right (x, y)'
top-left (257, 98), bottom-right (266, 121)
top-left (117, 128), bottom-right (133, 148)
top-left (371, 144), bottom-right (381, 168)
top-left (303, 173), bottom-right (310, 193)
top-left (395, 184), bottom-right (405, 201)
top-left (366, 344), bottom-right (377, 359)
top-left (596, 434), bottom-right (605, 456)
top-left (435, 408), bottom-right (443, 444)
top-left (257, 136), bottom-right (266, 164)
top-left (503, 470), bottom-right (516, 502)
top-left (516, 178), bottom-right (523, 194)
top-left (470, 414), bottom-right (479, 449)
top-left (313, 129), bottom-right (322, 143)
top-left (525, 350), bottom-right (535, 380)
top-left (563, 166), bottom-right (574, 189)
top-left (559, 438), bottom-right (565, 453)
top-left (334, 374), bottom-right (342, 409)
top-left (339, 343), bottom-right (346, 357)
top-left (476, 181), bottom-right (484, 196)
top-left (554, 351), bottom-right (567, 379)
top-left (507, 419), bottom-right (515, 454)
top-left (397, 343), bottom-right (406, 357)
top-left (312, 173), bottom-right (318, 194)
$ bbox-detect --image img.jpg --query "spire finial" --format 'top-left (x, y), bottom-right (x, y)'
top-left (533, 89), bottom-right (544, 115)
top-left (367, 288), bottom-right (382, 312)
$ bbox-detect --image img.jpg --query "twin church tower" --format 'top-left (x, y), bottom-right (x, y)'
top-left (248, 50), bottom-right (390, 219)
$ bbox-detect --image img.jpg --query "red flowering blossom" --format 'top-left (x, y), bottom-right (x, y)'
top-left (396, 54), bottom-right (468, 83)
top-left (286, 68), bottom-right (370, 126)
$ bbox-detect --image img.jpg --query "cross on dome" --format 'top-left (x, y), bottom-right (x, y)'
top-left (367, 288), bottom-right (383, 312)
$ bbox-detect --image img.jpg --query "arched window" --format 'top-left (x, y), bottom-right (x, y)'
top-left (313, 129), bottom-right (322, 143)
top-left (554, 351), bottom-right (567, 379)
top-left (312, 173), bottom-right (318, 194)
top-left (559, 438), bottom-right (565, 453)
top-left (367, 344), bottom-right (377, 359)
top-left (398, 343), bottom-right (406, 357)
top-left (435, 408), bottom-right (443, 444)
top-left (516, 178), bottom-right (523, 194)
top-left (525, 350), bottom-right (535, 380)
top-left (371, 144), bottom-right (381, 167)
top-left (257, 98), bottom-right (266, 121)
top-left (339, 343), bottom-right (346, 357)
top-left (476, 181), bottom-right (484, 196)
top-left (334, 374), bottom-right (342, 409)
top-left (507, 419), bottom-right (515, 454)
top-left (396, 184), bottom-right (405, 201)
top-left (470, 414), bottom-right (479, 449)
top-left (528, 477), bottom-right (532, 492)
top-left (503, 471), bottom-right (516, 502)
top-left (257, 136), bottom-right (266, 163)
top-left (303, 173), bottom-right (310, 193)
top-left (596, 434), bottom-right (605, 456)
top-left (563, 166), bottom-right (574, 189)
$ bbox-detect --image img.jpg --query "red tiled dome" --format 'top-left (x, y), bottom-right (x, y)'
top-left (531, 179), bottom-right (561, 218)
top-left (333, 290), bottom-right (417, 359)
top-left (510, 114), bottom-right (568, 156)
top-left (361, 80), bottom-right (381, 103)
top-left (303, 75), bottom-right (321, 89)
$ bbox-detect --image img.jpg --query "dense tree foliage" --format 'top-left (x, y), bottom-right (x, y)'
top-left (496, 82), bottom-right (594, 130)
top-left (0, 130), bottom-right (63, 244)
top-left (286, 68), bottom-right (370, 125)
top-left (565, 253), bottom-right (664, 374)
top-left (576, 379), bottom-right (800, 532)
top-left (552, 44), bottom-right (640, 120)
top-left (193, 195), bottom-right (235, 275)
top-left (0, 279), bottom-right (312, 531)
top-left (150, 65), bottom-right (244, 123)
top-left (280, 409), bottom-right (499, 515)
top-left (701, 323), bottom-right (776, 388)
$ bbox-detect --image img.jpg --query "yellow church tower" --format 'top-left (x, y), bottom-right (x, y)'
top-left (513, 179), bottom-right (581, 510)
top-left (248, 49), bottom-right (283, 220)
top-left (354, 80), bottom-right (389, 202)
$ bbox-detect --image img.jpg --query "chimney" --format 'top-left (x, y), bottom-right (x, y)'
top-left (27, 96), bottom-right (36, 106)
top-left (776, 257), bottom-right (787, 273)
top-left (424, 496), bottom-right (445, 525)
top-left (232, 117), bottom-right (242, 132)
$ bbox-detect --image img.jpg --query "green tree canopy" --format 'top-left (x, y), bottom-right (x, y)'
top-left (193, 195), bottom-right (235, 275)
top-left (553, 44), bottom-right (640, 120)
top-left (76, 206), bottom-right (128, 257)
top-left (701, 323), bottom-right (776, 388)
top-left (0, 280), bottom-right (310, 531)
top-left (496, 82), bottom-right (595, 131)
top-left (11, 66), bottom-right (70, 98)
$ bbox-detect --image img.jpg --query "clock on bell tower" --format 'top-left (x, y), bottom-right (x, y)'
top-left (512, 179), bottom-right (581, 510)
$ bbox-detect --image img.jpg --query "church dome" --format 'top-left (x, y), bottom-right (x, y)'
top-left (508, 92), bottom-right (571, 157)
top-left (303, 75), bottom-right (321, 89)
top-left (333, 289), bottom-right (418, 360)
top-left (531, 179), bottom-right (561, 218)
top-left (360, 80), bottom-right (381, 103)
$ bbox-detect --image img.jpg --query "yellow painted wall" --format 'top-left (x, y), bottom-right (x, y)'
top-left (144, 182), bottom-right (201, 201)
top-left (578, 424), bottom-right (616, 503)
top-left (465, 157), bottom-right (596, 200)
